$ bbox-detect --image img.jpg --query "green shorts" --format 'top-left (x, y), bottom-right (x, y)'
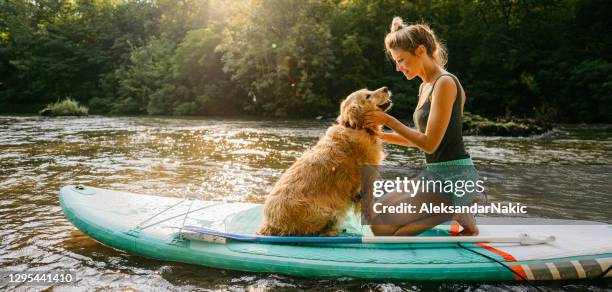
top-left (424, 157), bottom-right (480, 206)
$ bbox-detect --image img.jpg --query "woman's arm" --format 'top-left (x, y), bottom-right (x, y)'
top-left (376, 131), bottom-right (417, 147)
top-left (389, 76), bottom-right (456, 153)
top-left (365, 76), bottom-right (457, 154)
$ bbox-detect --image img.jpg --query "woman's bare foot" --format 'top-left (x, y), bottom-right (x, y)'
top-left (458, 224), bottom-right (479, 236)
top-left (453, 213), bottom-right (479, 236)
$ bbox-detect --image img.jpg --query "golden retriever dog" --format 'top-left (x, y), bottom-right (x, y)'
top-left (257, 87), bottom-right (392, 236)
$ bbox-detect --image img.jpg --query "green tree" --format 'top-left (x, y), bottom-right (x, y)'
top-left (172, 27), bottom-right (245, 115)
top-left (218, 0), bottom-right (336, 117)
top-left (112, 37), bottom-right (175, 114)
top-left (1, 0), bottom-right (610, 122)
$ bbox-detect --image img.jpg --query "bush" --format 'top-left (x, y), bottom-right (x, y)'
top-left (39, 98), bottom-right (89, 116)
top-left (463, 112), bottom-right (551, 136)
top-left (87, 96), bottom-right (113, 114)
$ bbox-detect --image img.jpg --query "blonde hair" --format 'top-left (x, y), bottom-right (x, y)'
top-left (384, 17), bottom-right (448, 68)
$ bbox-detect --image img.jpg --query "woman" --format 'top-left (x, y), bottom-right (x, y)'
top-left (363, 17), bottom-right (479, 236)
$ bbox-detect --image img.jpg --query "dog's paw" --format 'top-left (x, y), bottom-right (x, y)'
top-left (319, 229), bottom-right (341, 237)
top-left (256, 224), bottom-right (274, 236)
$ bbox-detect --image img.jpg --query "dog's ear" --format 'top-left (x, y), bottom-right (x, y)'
top-left (348, 104), bottom-right (364, 129)
top-left (338, 100), bottom-right (352, 128)
top-left (337, 100), bottom-right (348, 126)
top-left (338, 102), bottom-right (363, 129)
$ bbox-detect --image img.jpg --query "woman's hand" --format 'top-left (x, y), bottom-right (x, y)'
top-left (368, 128), bottom-right (386, 138)
top-left (363, 111), bottom-right (391, 128)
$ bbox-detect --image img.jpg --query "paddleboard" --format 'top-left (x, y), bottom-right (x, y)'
top-left (59, 185), bottom-right (612, 281)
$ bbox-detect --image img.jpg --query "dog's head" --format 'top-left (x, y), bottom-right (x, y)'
top-left (337, 87), bottom-right (393, 131)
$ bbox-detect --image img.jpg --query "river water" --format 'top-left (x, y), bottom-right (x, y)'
top-left (0, 115), bottom-right (610, 291)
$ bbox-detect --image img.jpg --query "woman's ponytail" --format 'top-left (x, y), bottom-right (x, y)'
top-left (384, 18), bottom-right (448, 68)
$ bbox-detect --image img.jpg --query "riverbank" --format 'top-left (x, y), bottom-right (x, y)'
top-left (28, 111), bottom-right (553, 137)
top-left (463, 113), bottom-right (552, 136)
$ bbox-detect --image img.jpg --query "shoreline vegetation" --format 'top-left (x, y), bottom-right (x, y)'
top-left (39, 98), bottom-right (88, 117)
top-left (462, 113), bottom-right (552, 136)
top-left (2, 1), bottom-right (610, 124)
top-left (35, 104), bottom-right (550, 136)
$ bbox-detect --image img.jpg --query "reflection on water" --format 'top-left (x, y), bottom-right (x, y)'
top-left (0, 115), bottom-right (610, 290)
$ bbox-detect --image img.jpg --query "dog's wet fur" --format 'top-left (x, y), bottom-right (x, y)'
top-left (258, 87), bottom-right (392, 236)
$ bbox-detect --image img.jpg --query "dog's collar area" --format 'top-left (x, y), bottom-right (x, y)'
top-left (339, 121), bottom-right (377, 136)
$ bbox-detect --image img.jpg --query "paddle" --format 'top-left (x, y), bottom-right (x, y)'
top-left (181, 225), bottom-right (556, 245)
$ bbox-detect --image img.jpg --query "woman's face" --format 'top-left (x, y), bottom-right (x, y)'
top-left (388, 47), bottom-right (421, 80)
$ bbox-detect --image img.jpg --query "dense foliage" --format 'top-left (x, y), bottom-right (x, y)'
top-left (1, 0), bottom-right (610, 122)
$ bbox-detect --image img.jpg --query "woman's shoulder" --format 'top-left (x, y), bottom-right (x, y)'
top-left (433, 74), bottom-right (457, 92)
top-left (440, 72), bottom-right (465, 96)
top-left (430, 72), bottom-right (456, 90)
top-left (438, 71), bottom-right (458, 82)
top-left (431, 75), bottom-right (458, 103)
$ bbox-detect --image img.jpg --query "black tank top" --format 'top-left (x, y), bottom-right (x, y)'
top-left (413, 73), bottom-right (470, 163)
